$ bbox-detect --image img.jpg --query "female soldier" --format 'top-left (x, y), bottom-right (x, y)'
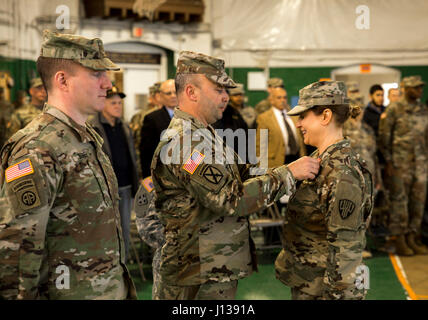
top-left (275, 81), bottom-right (373, 300)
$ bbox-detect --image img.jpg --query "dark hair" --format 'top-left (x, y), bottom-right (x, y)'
top-left (175, 73), bottom-right (201, 96)
top-left (311, 104), bottom-right (357, 125)
top-left (369, 84), bottom-right (384, 95)
top-left (36, 56), bottom-right (78, 93)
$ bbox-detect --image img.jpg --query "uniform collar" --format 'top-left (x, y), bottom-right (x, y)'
top-left (312, 139), bottom-right (350, 165)
top-left (174, 107), bottom-right (208, 130)
top-left (43, 103), bottom-right (97, 143)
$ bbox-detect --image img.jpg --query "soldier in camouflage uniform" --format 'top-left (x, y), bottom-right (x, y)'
top-left (378, 75), bottom-right (428, 255)
top-left (134, 177), bottom-right (164, 299)
top-left (130, 82), bottom-right (162, 178)
top-left (255, 78), bottom-right (284, 114)
top-left (275, 81), bottom-right (373, 300)
top-left (0, 30), bottom-right (136, 299)
top-left (227, 83), bottom-right (257, 129)
top-left (345, 81), bottom-right (365, 107)
top-left (149, 51), bottom-right (320, 300)
top-left (0, 88), bottom-right (15, 149)
top-left (7, 78), bottom-right (47, 138)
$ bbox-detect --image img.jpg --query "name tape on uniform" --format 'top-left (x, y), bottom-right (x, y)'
top-left (182, 150), bottom-right (205, 175)
top-left (142, 176), bottom-right (154, 193)
top-left (5, 159), bottom-right (34, 183)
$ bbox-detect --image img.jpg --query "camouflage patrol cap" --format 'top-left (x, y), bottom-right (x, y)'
top-left (402, 75), bottom-right (426, 88)
top-left (288, 81), bottom-right (349, 116)
top-left (30, 77), bottom-right (43, 88)
top-left (149, 81), bottom-right (162, 95)
top-left (176, 51), bottom-right (236, 88)
top-left (345, 81), bottom-right (360, 92)
top-left (40, 30), bottom-right (120, 71)
top-left (106, 85), bottom-right (126, 99)
top-left (228, 83), bottom-right (245, 95)
top-left (267, 78), bottom-right (284, 88)
top-left (149, 85), bottom-right (156, 96)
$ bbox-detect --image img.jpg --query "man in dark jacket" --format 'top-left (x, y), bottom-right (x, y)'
top-left (139, 79), bottom-right (177, 178)
top-left (88, 86), bottom-right (139, 261)
top-left (363, 84), bottom-right (385, 136)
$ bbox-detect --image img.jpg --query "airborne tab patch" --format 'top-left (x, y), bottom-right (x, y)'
top-left (182, 151), bottom-right (205, 175)
top-left (5, 159), bottom-right (34, 183)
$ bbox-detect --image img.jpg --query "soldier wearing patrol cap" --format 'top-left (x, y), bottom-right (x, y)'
top-left (130, 81), bottom-right (162, 177)
top-left (275, 81), bottom-right (373, 300)
top-left (0, 87), bottom-right (15, 148)
top-left (7, 77), bottom-right (47, 138)
top-left (147, 51), bottom-right (319, 300)
top-left (379, 75), bottom-right (428, 256)
top-left (255, 77), bottom-right (284, 114)
top-left (345, 81), bottom-right (364, 107)
top-left (0, 30), bottom-right (136, 299)
top-left (226, 83), bottom-right (257, 129)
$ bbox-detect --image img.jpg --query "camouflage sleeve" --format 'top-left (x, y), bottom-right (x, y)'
top-left (0, 145), bottom-right (59, 299)
top-left (6, 113), bottom-right (21, 139)
top-left (166, 161), bottom-right (296, 217)
top-left (322, 170), bottom-right (367, 300)
top-left (378, 105), bottom-right (396, 163)
top-left (134, 179), bottom-right (164, 249)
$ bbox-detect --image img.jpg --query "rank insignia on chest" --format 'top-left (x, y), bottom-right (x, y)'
top-left (182, 150), bottom-right (205, 175)
top-left (142, 176), bottom-right (154, 192)
top-left (5, 159), bottom-right (34, 183)
top-left (339, 199), bottom-right (356, 219)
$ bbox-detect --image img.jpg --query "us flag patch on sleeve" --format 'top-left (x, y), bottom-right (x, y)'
top-left (182, 150), bottom-right (205, 175)
top-left (5, 159), bottom-right (34, 183)
top-left (142, 176), bottom-right (154, 193)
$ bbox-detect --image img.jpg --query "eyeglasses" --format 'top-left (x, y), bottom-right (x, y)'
top-left (161, 91), bottom-right (176, 96)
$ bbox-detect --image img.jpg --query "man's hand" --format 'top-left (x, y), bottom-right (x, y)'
top-left (287, 156), bottom-right (320, 180)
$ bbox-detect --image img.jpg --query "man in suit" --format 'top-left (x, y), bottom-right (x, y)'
top-left (139, 79), bottom-right (177, 178)
top-left (256, 87), bottom-right (305, 169)
top-left (255, 78), bottom-right (284, 114)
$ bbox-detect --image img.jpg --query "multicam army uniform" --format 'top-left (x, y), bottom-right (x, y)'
top-left (134, 177), bottom-right (165, 300)
top-left (343, 120), bottom-right (378, 185)
top-left (152, 108), bottom-right (296, 299)
top-left (275, 140), bottom-right (373, 300)
top-left (344, 119), bottom-right (386, 228)
top-left (130, 106), bottom-right (159, 177)
top-left (0, 105), bottom-right (136, 299)
top-left (0, 99), bottom-right (15, 148)
top-left (378, 96), bottom-right (428, 236)
top-left (7, 103), bottom-right (43, 137)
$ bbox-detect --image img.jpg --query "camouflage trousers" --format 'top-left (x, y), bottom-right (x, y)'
top-left (151, 248), bottom-right (162, 300)
top-left (291, 287), bottom-right (367, 300)
top-left (291, 287), bottom-right (323, 300)
top-left (155, 280), bottom-right (238, 300)
top-left (387, 164), bottom-right (427, 236)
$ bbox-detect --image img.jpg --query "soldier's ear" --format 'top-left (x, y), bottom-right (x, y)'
top-left (321, 108), bottom-right (333, 126)
top-left (53, 71), bottom-right (68, 92)
top-left (185, 83), bottom-right (198, 102)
